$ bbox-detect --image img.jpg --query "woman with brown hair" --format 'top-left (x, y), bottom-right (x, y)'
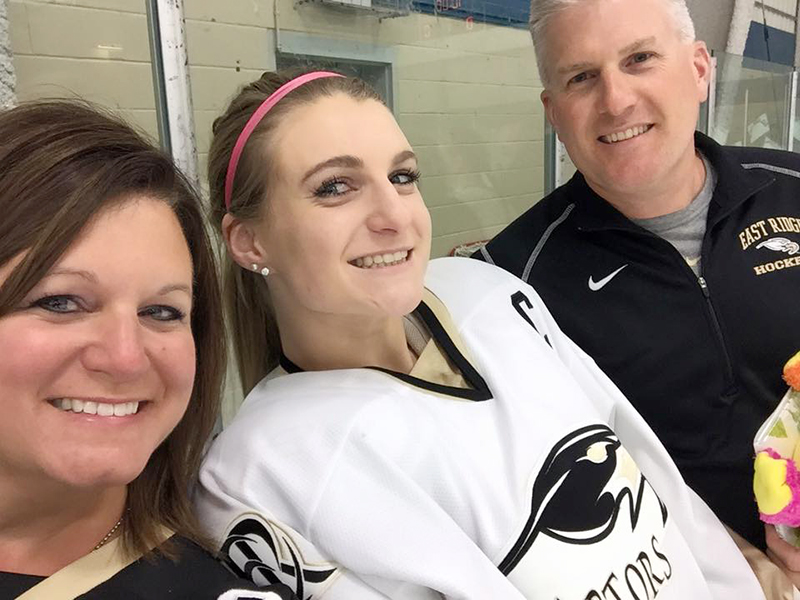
top-left (195, 70), bottom-right (764, 599)
top-left (0, 100), bottom-right (295, 600)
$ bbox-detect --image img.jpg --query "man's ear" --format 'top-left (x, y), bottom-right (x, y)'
top-left (692, 40), bottom-right (712, 103)
top-left (222, 213), bottom-right (269, 271)
top-left (541, 89), bottom-right (560, 134)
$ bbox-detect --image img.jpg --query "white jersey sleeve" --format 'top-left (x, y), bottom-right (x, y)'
top-left (202, 506), bottom-right (394, 599)
top-left (196, 374), bottom-right (526, 599)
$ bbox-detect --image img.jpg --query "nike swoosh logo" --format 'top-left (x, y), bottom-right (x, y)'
top-left (588, 264), bottom-right (628, 291)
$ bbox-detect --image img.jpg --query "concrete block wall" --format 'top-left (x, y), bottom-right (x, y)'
top-left (9, 0), bottom-right (158, 141)
top-left (9, 0), bottom-right (545, 259)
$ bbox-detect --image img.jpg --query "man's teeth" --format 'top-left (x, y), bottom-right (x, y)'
top-left (54, 399), bottom-right (140, 416)
top-left (602, 125), bottom-right (651, 144)
top-left (353, 250), bottom-right (409, 269)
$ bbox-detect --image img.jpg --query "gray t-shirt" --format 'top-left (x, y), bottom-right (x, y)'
top-left (632, 154), bottom-right (717, 276)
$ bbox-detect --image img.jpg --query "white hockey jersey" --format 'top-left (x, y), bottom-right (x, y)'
top-left (196, 258), bottom-right (764, 600)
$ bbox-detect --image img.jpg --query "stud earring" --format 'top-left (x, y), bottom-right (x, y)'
top-left (260, 267), bottom-right (270, 277)
top-left (251, 263), bottom-right (258, 272)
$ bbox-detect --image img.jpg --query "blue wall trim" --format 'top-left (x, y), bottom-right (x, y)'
top-left (411, 0), bottom-right (529, 28)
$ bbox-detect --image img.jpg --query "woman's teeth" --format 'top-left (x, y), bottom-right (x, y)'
top-left (53, 398), bottom-right (140, 416)
top-left (352, 250), bottom-right (409, 269)
top-left (601, 124), bottom-right (652, 144)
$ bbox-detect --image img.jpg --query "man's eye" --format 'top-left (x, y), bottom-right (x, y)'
top-left (632, 52), bottom-right (653, 64)
top-left (569, 72), bottom-right (590, 85)
top-left (140, 305), bottom-right (186, 322)
top-left (32, 295), bottom-right (80, 313)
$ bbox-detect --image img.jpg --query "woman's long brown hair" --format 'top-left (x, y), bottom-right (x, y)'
top-left (0, 100), bottom-right (226, 559)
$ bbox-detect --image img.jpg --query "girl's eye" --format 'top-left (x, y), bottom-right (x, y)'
top-left (32, 295), bottom-right (81, 313)
top-left (390, 169), bottom-right (421, 186)
top-left (314, 179), bottom-right (351, 198)
top-left (139, 305), bottom-right (186, 322)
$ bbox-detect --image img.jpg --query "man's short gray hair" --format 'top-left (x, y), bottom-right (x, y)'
top-left (531, 0), bottom-right (696, 86)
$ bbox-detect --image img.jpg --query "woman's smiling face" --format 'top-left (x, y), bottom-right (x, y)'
top-left (0, 197), bottom-right (196, 490)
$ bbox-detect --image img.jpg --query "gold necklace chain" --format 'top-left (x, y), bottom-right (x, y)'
top-left (94, 515), bottom-right (124, 551)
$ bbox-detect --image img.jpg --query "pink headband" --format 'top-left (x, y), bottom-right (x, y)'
top-left (224, 71), bottom-right (345, 209)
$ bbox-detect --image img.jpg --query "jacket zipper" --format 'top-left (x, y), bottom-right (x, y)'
top-left (576, 171), bottom-right (774, 397)
top-left (697, 275), bottom-right (736, 392)
top-left (589, 223), bottom-right (739, 393)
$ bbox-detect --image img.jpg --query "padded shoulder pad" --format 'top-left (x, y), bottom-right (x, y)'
top-left (220, 512), bottom-right (340, 599)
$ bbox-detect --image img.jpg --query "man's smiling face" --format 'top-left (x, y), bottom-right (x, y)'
top-left (540, 0), bottom-right (710, 201)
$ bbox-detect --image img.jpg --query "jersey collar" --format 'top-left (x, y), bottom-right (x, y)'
top-left (279, 290), bottom-right (493, 402)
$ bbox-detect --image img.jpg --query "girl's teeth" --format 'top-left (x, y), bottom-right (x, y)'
top-left (53, 399), bottom-right (140, 416)
top-left (352, 250), bottom-right (409, 269)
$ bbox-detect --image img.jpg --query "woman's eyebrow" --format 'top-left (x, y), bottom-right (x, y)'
top-left (392, 150), bottom-right (417, 166)
top-left (157, 283), bottom-right (192, 298)
top-left (43, 269), bottom-right (191, 298)
top-left (43, 268), bottom-right (98, 283)
top-left (301, 155), bottom-right (364, 183)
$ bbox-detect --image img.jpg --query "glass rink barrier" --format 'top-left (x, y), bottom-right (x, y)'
top-left (709, 51), bottom-right (798, 154)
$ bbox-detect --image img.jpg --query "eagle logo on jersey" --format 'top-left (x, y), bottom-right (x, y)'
top-left (757, 237), bottom-right (800, 256)
top-left (499, 425), bottom-right (672, 598)
top-left (501, 424), bottom-right (668, 572)
top-left (221, 514), bottom-right (338, 600)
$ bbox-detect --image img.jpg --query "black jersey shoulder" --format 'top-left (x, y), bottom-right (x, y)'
top-left (0, 536), bottom-right (296, 600)
top-left (475, 178), bottom-right (578, 281)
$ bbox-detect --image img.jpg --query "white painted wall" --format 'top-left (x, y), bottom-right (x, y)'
top-left (757, 0), bottom-right (797, 33)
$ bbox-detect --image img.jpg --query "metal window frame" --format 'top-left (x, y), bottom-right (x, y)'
top-left (788, 69), bottom-right (798, 151)
top-left (145, 0), bottom-right (199, 189)
top-left (275, 30), bottom-right (397, 111)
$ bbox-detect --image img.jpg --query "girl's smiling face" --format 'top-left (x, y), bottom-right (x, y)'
top-left (247, 94), bottom-right (432, 322)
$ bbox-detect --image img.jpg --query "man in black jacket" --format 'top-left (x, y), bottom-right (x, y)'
top-left (477, 0), bottom-right (800, 552)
